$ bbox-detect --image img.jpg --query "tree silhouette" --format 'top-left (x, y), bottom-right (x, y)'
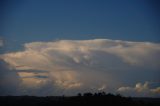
top-left (0, 92), bottom-right (159, 106)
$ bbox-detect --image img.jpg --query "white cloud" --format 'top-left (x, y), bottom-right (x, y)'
top-left (1, 39), bottom-right (160, 96)
top-left (151, 87), bottom-right (160, 93)
top-left (98, 84), bottom-right (106, 91)
top-left (117, 82), bottom-right (160, 97)
top-left (50, 71), bottom-right (82, 89)
top-left (117, 87), bottom-right (131, 92)
top-left (2, 39), bottom-right (160, 70)
top-left (117, 82), bottom-right (149, 92)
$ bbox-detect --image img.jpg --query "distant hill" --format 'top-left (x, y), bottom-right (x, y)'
top-left (0, 92), bottom-right (160, 106)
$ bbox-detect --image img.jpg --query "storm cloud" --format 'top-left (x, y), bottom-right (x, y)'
top-left (0, 39), bottom-right (160, 96)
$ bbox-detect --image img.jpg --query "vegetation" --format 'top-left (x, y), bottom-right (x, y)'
top-left (0, 92), bottom-right (160, 106)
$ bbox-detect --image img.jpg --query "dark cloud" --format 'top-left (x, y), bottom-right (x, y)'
top-left (0, 60), bottom-right (21, 95)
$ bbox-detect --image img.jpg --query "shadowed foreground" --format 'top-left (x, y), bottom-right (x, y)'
top-left (0, 93), bottom-right (160, 106)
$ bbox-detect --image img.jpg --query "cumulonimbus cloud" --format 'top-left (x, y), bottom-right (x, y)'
top-left (0, 39), bottom-right (160, 96)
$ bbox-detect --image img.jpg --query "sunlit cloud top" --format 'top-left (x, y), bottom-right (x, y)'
top-left (0, 39), bottom-right (160, 97)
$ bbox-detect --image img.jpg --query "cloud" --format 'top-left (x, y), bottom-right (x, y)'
top-left (2, 39), bottom-right (160, 70)
top-left (98, 84), bottom-right (106, 91)
top-left (117, 82), bottom-right (149, 92)
top-left (18, 72), bottom-right (49, 88)
top-left (117, 82), bottom-right (160, 97)
top-left (0, 39), bottom-right (160, 96)
top-left (151, 87), bottom-right (160, 93)
top-left (50, 71), bottom-right (82, 89)
top-left (0, 60), bottom-right (22, 96)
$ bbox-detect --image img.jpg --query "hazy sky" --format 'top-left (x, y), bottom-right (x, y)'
top-left (0, 0), bottom-right (160, 97)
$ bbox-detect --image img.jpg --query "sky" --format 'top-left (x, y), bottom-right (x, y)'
top-left (0, 0), bottom-right (160, 97)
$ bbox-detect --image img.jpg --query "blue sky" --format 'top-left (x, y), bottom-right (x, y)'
top-left (1, 0), bottom-right (160, 52)
top-left (0, 0), bottom-right (160, 96)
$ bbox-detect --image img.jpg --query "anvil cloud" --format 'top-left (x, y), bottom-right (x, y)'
top-left (1, 39), bottom-right (160, 96)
